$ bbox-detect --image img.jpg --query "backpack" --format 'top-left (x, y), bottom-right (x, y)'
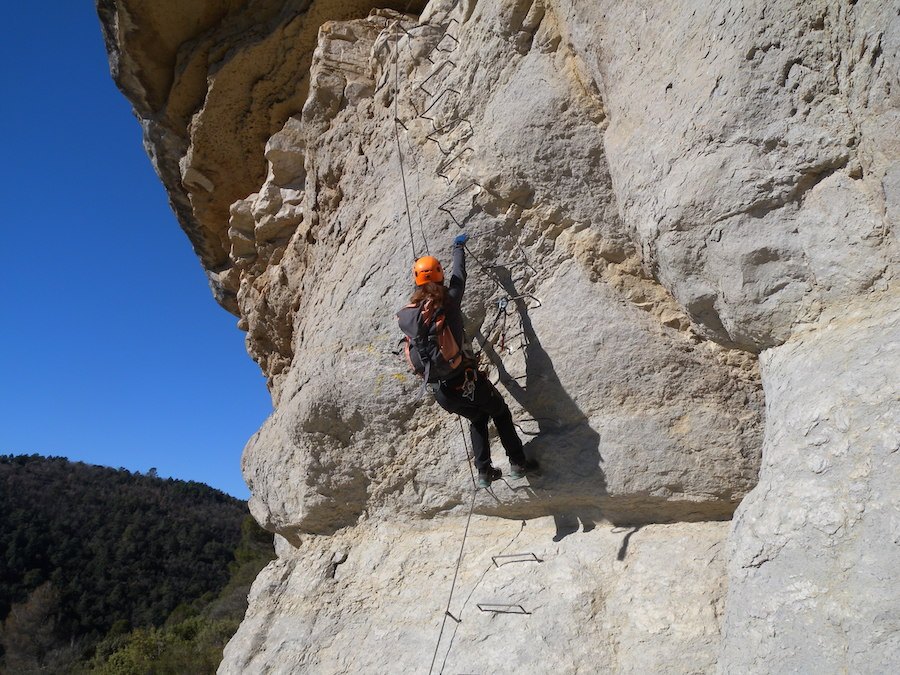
top-left (396, 299), bottom-right (464, 384)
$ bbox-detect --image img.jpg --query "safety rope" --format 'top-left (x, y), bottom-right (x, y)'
top-left (463, 242), bottom-right (507, 292)
top-left (403, 128), bottom-right (431, 255)
top-left (436, 520), bottom-right (527, 674)
top-left (427, 489), bottom-right (474, 675)
top-left (427, 417), bottom-right (478, 675)
top-left (458, 415), bottom-right (478, 490)
top-left (393, 31), bottom-right (419, 262)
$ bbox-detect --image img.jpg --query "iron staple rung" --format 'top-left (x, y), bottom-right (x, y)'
top-left (476, 603), bottom-right (530, 615)
top-left (424, 18), bottom-right (461, 62)
top-left (425, 119), bottom-right (474, 155)
top-left (437, 152), bottom-right (474, 186)
top-left (437, 146), bottom-right (473, 174)
top-left (502, 293), bottom-right (542, 309)
top-left (419, 87), bottom-right (461, 117)
top-left (429, 117), bottom-right (474, 136)
top-left (418, 59), bottom-right (457, 97)
top-left (434, 32), bottom-right (460, 51)
top-left (491, 552), bottom-right (541, 567)
top-left (437, 181), bottom-right (480, 225)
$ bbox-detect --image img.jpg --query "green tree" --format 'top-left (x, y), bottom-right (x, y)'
top-left (0, 454), bottom-right (262, 665)
top-left (0, 581), bottom-right (80, 673)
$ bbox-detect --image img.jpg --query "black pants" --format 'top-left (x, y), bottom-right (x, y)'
top-left (434, 371), bottom-right (525, 473)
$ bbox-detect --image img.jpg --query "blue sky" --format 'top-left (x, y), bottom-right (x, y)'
top-left (0, 4), bottom-right (272, 499)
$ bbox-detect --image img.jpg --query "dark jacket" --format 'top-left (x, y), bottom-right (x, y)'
top-left (396, 244), bottom-right (469, 384)
top-left (444, 244), bottom-right (467, 355)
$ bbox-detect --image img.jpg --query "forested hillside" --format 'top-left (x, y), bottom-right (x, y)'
top-left (0, 454), bottom-right (274, 672)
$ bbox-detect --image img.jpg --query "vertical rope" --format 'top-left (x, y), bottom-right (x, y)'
top-left (458, 415), bottom-right (478, 490)
top-left (428, 488), bottom-right (476, 675)
top-left (426, 417), bottom-right (478, 674)
top-left (393, 29), bottom-right (418, 262)
top-left (386, 10), bottom-right (493, 673)
top-left (404, 129), bottom-right (431, 255)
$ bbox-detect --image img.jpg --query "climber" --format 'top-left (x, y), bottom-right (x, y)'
top-left (397, 233), bottom-right (538, 488)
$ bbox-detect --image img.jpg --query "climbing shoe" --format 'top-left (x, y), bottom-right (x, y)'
top-left (508, 459), bottom-right (540, 480)
top-left (477, 466), bottom-right (502, 488)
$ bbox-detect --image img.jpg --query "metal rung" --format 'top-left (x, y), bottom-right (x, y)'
top-left (428, 116), bottom-right (474, 137)
top-left (491, 552), bottom-right (541, 568)
top-left (437, 181), bottom-right (480, 224)
top-left (425, 133), bottom-right (456, 156)
top-left (419, 87), bottom-right (461, 117)
top-left (506, 293), bottom-right (543, 309)
top-left (433, 26), bottom-right (460, 52)
top-left (477, 603), bottom-right (530, 615)
top-left (367, 13), bottom-right (429, 32)
top-left (425, 118), bottom-right (474, 155)
top-left (425, 19), bottom-right (460, 63)
top-left (418, 59), bottom-right (457, 97)
top-left (512, 421), bottom-right (540, 435)
top-left (437, 146), bottom-right (473, 181)
top-left (437, 181), bottom-right (479, 207)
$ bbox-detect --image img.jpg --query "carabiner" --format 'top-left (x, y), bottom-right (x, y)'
top-left (462, 368), bottom-right (477, 401)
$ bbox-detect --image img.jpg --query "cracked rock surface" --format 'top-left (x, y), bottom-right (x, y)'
top-left (224, 518), bottom-right (730, 673)
top-left (98, 0), bottom-right (898, 672)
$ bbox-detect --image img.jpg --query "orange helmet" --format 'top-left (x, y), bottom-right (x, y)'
top-left (413, 256), bottom-right (444, 286)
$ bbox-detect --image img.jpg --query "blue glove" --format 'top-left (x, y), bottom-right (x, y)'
top-left (454, 232), bottom-right (470, 247)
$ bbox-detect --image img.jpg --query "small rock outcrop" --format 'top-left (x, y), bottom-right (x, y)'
top-left (99, 0), bottom-right (898, 672)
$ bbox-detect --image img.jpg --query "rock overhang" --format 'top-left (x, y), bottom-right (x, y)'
top-left (98, 0), bottom-right (429, 314)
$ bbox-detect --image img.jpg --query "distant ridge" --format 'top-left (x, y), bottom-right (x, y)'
top-left (0, 454), bottom-right (258, 669)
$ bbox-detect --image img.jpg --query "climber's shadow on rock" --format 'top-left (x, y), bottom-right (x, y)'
top-left (476, 267), bottom-right (605, 541)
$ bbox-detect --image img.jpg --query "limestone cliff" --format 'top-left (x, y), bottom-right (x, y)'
top-left (99, 0), bottom-right (899, 672)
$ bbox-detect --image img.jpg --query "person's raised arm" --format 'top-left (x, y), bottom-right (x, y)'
top-left (448, 233), bottom-right (468, 303)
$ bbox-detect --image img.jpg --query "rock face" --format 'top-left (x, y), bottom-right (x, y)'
top-left (562, 0), bottom-right (898, 352)
top-left (98, 0), bottom-right (899, 672)
top-left (223, 518), bottom-right (730, 673)
top-left (721, 294), bottom-right (900, 673)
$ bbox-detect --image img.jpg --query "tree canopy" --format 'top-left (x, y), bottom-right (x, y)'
top-left (0, 454), bottom-right (273, 672)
